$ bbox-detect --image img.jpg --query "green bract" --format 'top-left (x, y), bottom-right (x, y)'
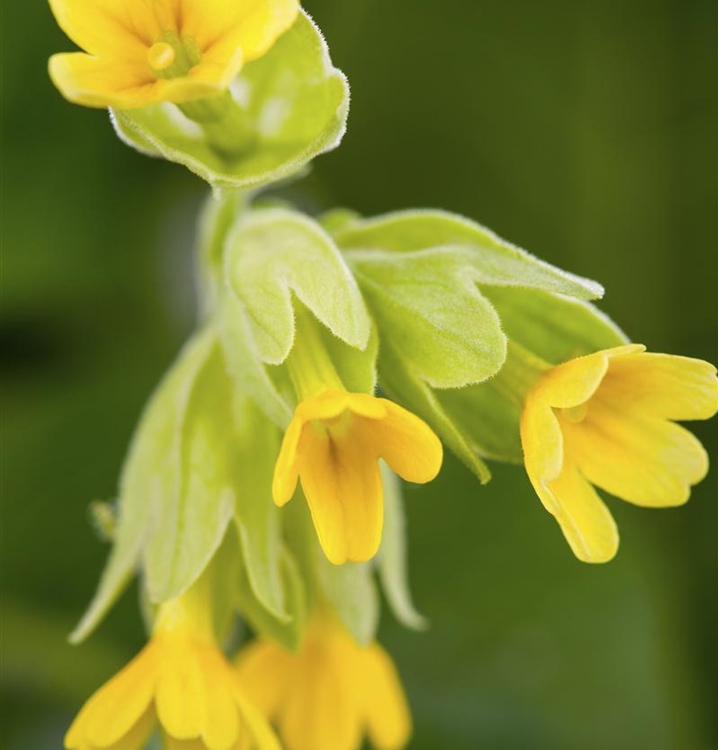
top-left (71, 327), bottom-right (290, 642)
top-left (325, 209), bottom-right (610, 479)
top-left (377, 464), bottom-right (427, 631)
top-left (437, 289), bottom-right (628, 462)
top-left (111, 12), bottom-right (348, 190)
top-left (217, 205), bottom-right (374, 424)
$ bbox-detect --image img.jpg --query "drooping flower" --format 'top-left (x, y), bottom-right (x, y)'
top-left (272, 389), bottom-right (443, 565)
top-left (236, 612), bottom-right (412, 750)
top-left (520, 344), bottom-right (718, 562)
top-left (48, 0), bottom-right (299, 109)
top-left (65, 587), bottom-right (280, 750)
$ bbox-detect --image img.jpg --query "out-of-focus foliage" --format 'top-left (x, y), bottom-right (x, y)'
top-left (1, 1), bottom-right (716, 749)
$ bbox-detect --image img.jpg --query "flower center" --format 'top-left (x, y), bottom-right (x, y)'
top-left (147, 42), bottom-right (176, 72)
top-left (310, 410), bottom-right (354, 440)
top-left (147, 32), bottom-right (202, 79)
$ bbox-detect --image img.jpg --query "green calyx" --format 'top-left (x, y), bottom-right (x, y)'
top-left (285, 308), bottom-right (345, 402)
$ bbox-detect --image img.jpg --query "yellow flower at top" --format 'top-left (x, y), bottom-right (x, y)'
top-left (521, 344), bottom-right (718, 563)
top-left (273, 388), bottom-right (443, 565)
top-left (236, 611), bottom-right (412, 750)
top-left (48, 0), bottom-right (299, 109)
top-left (65, 585), bottom-right (280, 750)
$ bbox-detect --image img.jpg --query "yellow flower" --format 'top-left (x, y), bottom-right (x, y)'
top-left (272, 389), bottom-right (443, 565)
top-left (48, 0), bottom-right (299, 109)
top-left (520, 344), bottom-right (718, 562)
top-left (65, 591), bottom-right (280, 750)
top-left (236, 613), bottom-right (412, 750)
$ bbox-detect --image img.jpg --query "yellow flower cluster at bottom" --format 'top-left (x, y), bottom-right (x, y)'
top-left (65, 592), bottom-right (411, 750)
top-left (65, 592), bottom-right (280, 750)
top-left (236, 613), bottom-right (412, 750)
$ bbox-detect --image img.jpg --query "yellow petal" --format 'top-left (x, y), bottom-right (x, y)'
top-left (186, 38), bottom-right (244, 89)
top-left (155, 639), bottom-right (206, 741)
top-left (296, 390), bottom-right (351, 421)
top-left (156, 76), bottom-right (232, 105)
top-left (298, 425), bottom-right (383, 564)
top-left (359, 645), bottom-right (412, 750)
top-left (232, 681), bottom-right (284, 750)
top-left (234, 640), bottom-right (291, 718)
top-left (65, 645), bottom-right (157, 749)
top-left (535, 350), bottom-right (612, 408)
top-left (156, 641), bottom-right (241, 750)
top-left (272, 415), bottom-right (304, 506)
top-left (233, 0), bottom-right (300, 62)
top-left (363, 399), bottom-right (443, 484)
top-left (98, 707), bottom-right (156, 750)
top-left (47, 0), bottom-right (157, 58)
top-left (520, 398), bottom-right (564, 486)
top-left (542, 463), bottom-right (619, 563)
top-left (180, 0), bottom-right (299, 62)
top-left (162, 736), bottom-right (208, 750)
top-left (48, 52), bottom-right (154, 109)
top-left (161, 733), bottom-right (265, 750)
top-left (198, 657), bottom-right (241, 750)
top-left (344, 392), bottom-right (389, 420)
top-left (600, 353), bottom-right (718, 421)
top-left (278, 643), bottom-right (362, 750)
top-left (50, 50), bottom-right (230, 109)
top-left (565, 403), bottom-right (709, 507)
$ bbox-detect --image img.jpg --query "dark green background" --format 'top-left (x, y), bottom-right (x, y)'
top-left (2, 1), bottom-right (716, 748)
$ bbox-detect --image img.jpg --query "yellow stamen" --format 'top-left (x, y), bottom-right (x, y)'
top-left (147, 42), bottom-right (176, 72)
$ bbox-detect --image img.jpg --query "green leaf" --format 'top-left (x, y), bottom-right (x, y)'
top-left (348, 248), bottom-right (506, 388)
top-left (483, 286), bottom-right (628, 363)
top-left (234, 396), bottom-right (287, 621)
top-left (436, 370), bottom-right (525, 463)
top-left (335, 209), bottom-right (604, 300)
top-left (437, 290), bottom-right (628, 463)
top-left (111, 12), bottom-right (348, 190)
top-left (318, 556), bottom-right (379, 646)
top-left (70, 329), bottom-right (216, 642)
top-left (196, 191), bottom-right (248, 318)
top-left (318, 207), bottom-right (363, 235)
top-left (144, 336), bottom-right (236, 603)
top-left (317, 319), bottom-right (379, 394)
top-left (329, 209), bottom-right (610, 477)
top-left (377, 464), bottom-right (427, 630)
top-left (378, 343), bottom-right (492, 483)
top-left (223, 207), bottom-right (370, 364)
top-left (218, 291), bottom-right (293, 428)
top-left (236, 546), bottom-right (308, 652)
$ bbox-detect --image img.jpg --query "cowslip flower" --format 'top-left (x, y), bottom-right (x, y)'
top-left (520, 344), bottom-right (718, 562)
top-left (48, 0), bottom-right (299, 109)
top-left (236, 611), bottom-right (412, 750)
top-left (272, 389), bottom-right (443, 565)
top-left (65, 588), bottom-right (280, 750)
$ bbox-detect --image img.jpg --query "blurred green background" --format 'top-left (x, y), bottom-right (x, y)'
top-left (2, 1), bottom-right (716, 748)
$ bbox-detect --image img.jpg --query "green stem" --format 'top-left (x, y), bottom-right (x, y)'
top-left (181, 92), bottom-right (256, 158)
top-left (195, 188), bottom-right (249, 320)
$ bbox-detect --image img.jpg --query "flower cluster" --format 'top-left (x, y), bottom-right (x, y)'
top-left (47, 2), bottom-right (718, 750)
